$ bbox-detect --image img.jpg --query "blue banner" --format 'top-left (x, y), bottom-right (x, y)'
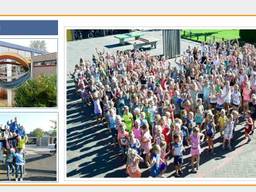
top-left (0, 20), bottom-right (58, 35)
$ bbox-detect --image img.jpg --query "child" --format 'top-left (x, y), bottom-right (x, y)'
top-left (195, 107), bottom-right (204, 128)
top-left (150, 144), bottom-right (166, 177)
top-left (122, 106), bottom-right (133, 132)
top-left (129, 132), bottom-right (141, 155)
top-left (181, 123), bottom-right (189, 147)
top-left (108, 109), bottom-right (118, 145)
top-left (223, 114), bottom-right (234, 150)
top-left (117, 123), bottom-right (129, 155)
top-left (186, 112), bottom-right (195, 134)
top-left (14, 148), bottom-right (25, 181)
top-left (132, 119), bottom-right (142, 141)
top-left (218, 109), bottom-right (228, 137)
top-left (242, 82), bottom-right (251, 113)
top-left (6, 148), bottom-right (15, 181)
top-left (161, 116), bottom-right (171, 150)
top-left (189, 127), bottom-right (205, 173)
top-left (172, 134), bottom-right (184, 177)
top-left (231, 84), bottom-right (241, 111)
top-left (92, 91), bottom-right (103, 126)
top-left (245, 112), bottom-right (253, 143)
top-left (126, 148), bottom-right (143, 178)
top-left (205, 113), bottom-right (216, 153)
top-left (153, 125), bottom-right (164, 146)
top-left (140, 122), bottom-right (152, 167)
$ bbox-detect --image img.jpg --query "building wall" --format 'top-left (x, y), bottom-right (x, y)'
top-left (162, 30), bottom-right (181, 59)
top-left (32, 65), bottom-right (56, 78)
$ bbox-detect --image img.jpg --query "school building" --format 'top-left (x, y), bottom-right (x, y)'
top-left (0, 41), bottom-right (57, 107)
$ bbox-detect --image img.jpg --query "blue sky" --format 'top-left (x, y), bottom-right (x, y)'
top-left (0, 38), bottom-right (57, 53)
top-left (0, 112), bottom-right (58, 133)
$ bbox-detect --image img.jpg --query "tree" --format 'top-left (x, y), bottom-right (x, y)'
top-left (14, 75), bottom-right (57, 107)
top-left (239, 30), bottom-right (256, 43)
top-left (30, 40), bottom-right (47, 52)
top-left (32, 128), bottom-right (44, 138)
top-left (49, 120), bottom-right (57, 137)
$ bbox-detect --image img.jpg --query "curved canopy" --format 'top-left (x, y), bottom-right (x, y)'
top-left (0, 71), bottom-right (30, 89)
top-left (0, 52), bottom-right (30, 69)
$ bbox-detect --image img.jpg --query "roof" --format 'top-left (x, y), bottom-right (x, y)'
top-left (0, 41), bottom-right (47, 55)
top-left (31, 52), bottom-right (57, 62)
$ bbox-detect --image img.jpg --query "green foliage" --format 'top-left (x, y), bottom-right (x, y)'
top-left (49, 120), bottom-right (57, 137)
top-left (239, 30), bottom-right (256, 43)
top-left (31, 128), bottom-right (45, 138)
top-left (14, 75), bottom-right (57, 107)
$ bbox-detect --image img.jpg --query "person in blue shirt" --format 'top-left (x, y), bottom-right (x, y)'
top-left (14, 148), bottom-right (25, 181)
top-left (172, 134), bottom-right (184, 177)
top-left (7, 117), bottom-right (18, 133)
top-left (108, 109), bottom-right (118, 144)
top-left (6, 148), bottom-right (15, 181)
top-left (15, 125), bottom-right (26, 137)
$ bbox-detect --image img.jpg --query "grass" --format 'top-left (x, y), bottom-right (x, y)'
top-left (181, 30), bottom-right (240, 42)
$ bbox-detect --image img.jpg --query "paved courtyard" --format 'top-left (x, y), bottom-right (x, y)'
top-left (66, 31), bottom-right (256, 178)
top-left (66, 30), bottom-right (199, 74)
top-left (0, 145), bottom-right (56, 181)
top-left (66, 80), bottom-right (256, 178)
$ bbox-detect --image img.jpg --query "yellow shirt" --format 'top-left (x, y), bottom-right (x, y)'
top-left (17, 136), bottom-right (28, 149)
top-left (218, 116), bottom-right (227, 128)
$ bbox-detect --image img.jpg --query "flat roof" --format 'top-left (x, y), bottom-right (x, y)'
top-left (0, 40), bottom-right (47, 55)
top-left (32, 52), bottom-right (57, 62)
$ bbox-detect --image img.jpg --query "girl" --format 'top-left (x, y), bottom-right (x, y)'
top-left (189, 127), bottom-right (205, 173)
top-left (117, 123), bottom-right (129, 156)
top-left (218, 109), bottom-right (228, 137)
top-left (223, 114), bottom-right (235, 150)
top-left (231, 84), bottom-right (241, 111)
top-left (186, 112), bottom-right (195, 134)
top-left (126, 148), bottom-right (143, 178)
top-left (242, 82), bottom-right (251, 113)
top-left (129, 132), bottom-right (141, 155)
top-left (150, 144), bottom-right (166, 177)
top-left (245, 112), bottom-right (253, 143)
top-left (132, 119), bottom-right (142, 141)
top-left (205, 113), bottom-right (216, 153)
top-left (169, 100), bottom-right (175, 121)
top-left (161, 116), bottom-right (171, 150)
top-left (122, 106), bottom-right (133, 132)
top-left (92, 91), bottom-right (103, 126)
top-left (153, 125), bottom-right (164, 146)
top-left (140, 122), bottom-right (152, 167)
top-left (195, 107), bottom-right (204, 129)
top-left (108, 109), bottom-right (118, 145)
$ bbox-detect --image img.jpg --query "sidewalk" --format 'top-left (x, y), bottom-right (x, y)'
top-left (0, 145), bottom-right (56, 182)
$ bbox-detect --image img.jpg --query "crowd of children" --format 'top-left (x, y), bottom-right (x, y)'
top-left (71, 39), bottom-right (256, 177)
top-left (0, 117), bottom-right (27, 181)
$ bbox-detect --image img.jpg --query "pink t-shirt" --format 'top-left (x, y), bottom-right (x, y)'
top-left (132, 127), bottom-right (142, 140)
top-left (243, 88), bottom-right (251, 102)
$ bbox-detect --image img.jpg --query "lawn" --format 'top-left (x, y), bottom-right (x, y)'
top-left (181, 30), bottom-right (240, 42)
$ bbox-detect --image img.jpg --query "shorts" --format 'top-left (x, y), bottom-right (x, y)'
top-left (110, 129), bottom-right (117, 138)
top-left (174, 155), bottom-right (183, 166)
top-left (245, 127), bottom-right (252, 135)
top-left (216, 104), bottom-right (224, 111)
top-left (232, 103), bottom-right (240, 108)
top-left (206, 132), bottom-right (214, 138)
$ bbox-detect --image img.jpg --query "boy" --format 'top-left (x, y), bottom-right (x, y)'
top-left (172, 134), bottom-right (184, 177)
top-left (14, 148), bottom-right (25, 181)
top-left (6, 148), bottom-right (15, 180)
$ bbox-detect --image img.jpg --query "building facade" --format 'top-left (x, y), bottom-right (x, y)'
top-left (0, 41), bottom-right (56, 107)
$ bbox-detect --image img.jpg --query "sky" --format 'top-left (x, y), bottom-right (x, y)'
top-left (0, 38), bottom-right (57, 53)
top-left (0, 112), bottom-right (58, 133)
